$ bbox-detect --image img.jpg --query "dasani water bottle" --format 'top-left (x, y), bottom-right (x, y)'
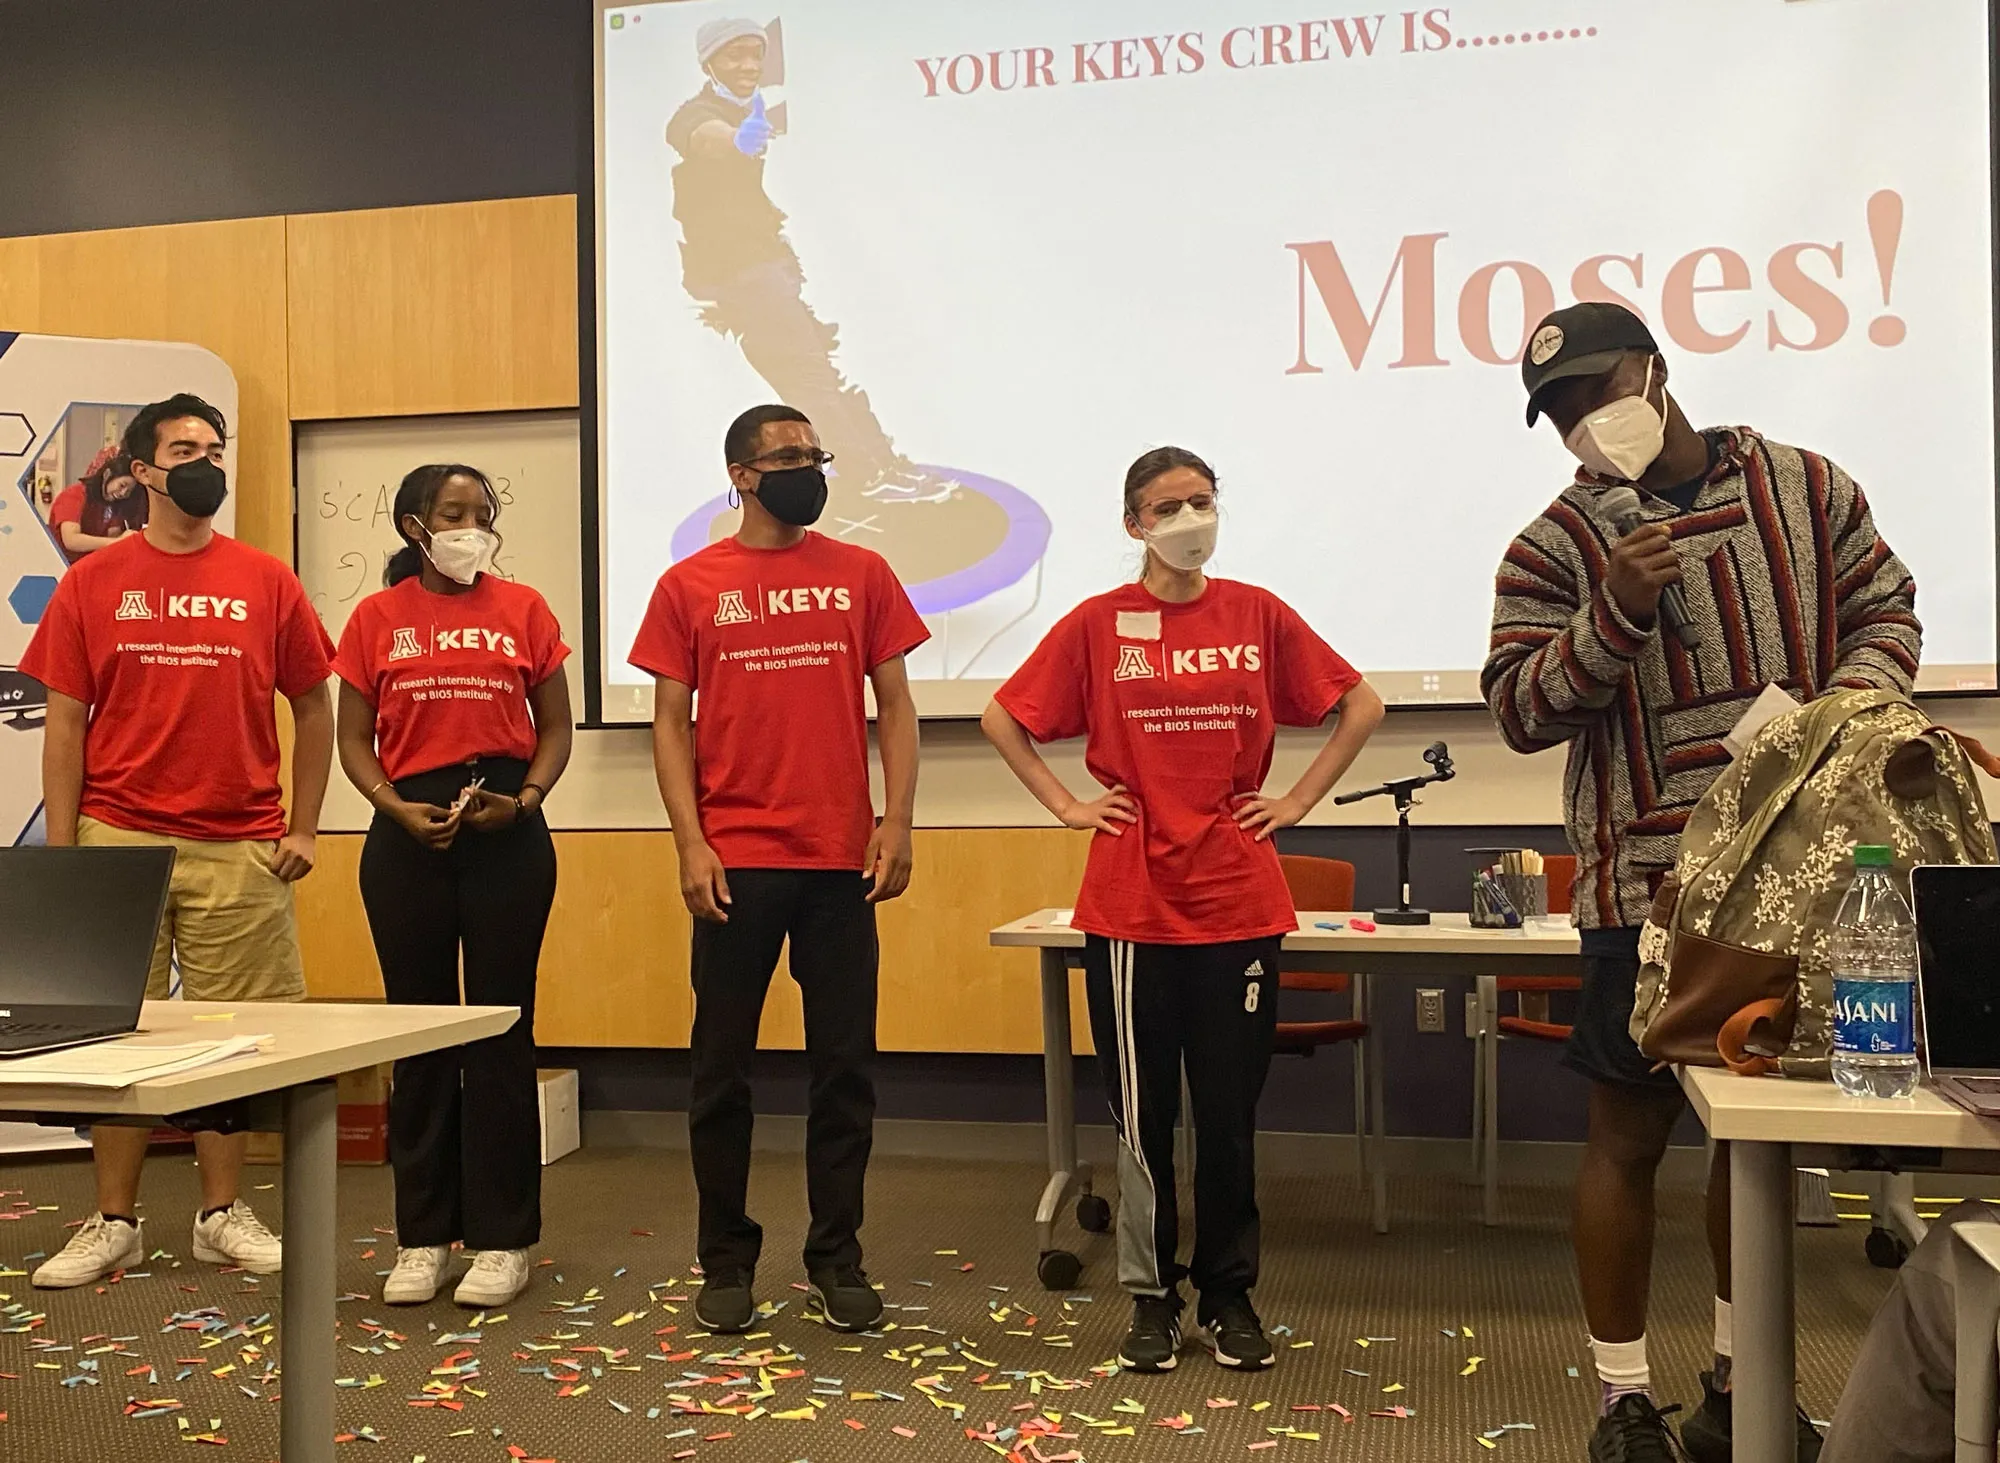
top-left (1829, 844), bottom-right (1920, 1099)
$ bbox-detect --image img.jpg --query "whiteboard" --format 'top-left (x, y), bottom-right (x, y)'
top-left (295, 411), bottom-right (584, 831)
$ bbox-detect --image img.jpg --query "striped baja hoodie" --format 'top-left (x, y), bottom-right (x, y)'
top-left (1481, 426), bottom-right (1920, 929)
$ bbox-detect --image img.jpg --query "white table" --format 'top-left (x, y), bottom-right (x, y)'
top-left (0, 1000), bottom-right (517, 1463)
top-left (990, 911), bottom-right (1582, 1284)
top-left (1681, 1066), bottom-right (2000, 1463)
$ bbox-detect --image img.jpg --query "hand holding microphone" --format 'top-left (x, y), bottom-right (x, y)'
top-left (1599, 485), bottom-right (1700, 650)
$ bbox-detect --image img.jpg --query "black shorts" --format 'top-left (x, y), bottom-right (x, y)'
top-left (1560, 926), bottom-right (1682, 1092)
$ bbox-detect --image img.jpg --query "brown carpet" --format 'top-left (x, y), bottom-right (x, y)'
top-left (0, 1145), bottom-right (1897, 1462)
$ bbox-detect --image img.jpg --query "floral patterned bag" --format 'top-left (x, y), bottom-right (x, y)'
top-left (1630, 688), bottom-right (1997, 1078)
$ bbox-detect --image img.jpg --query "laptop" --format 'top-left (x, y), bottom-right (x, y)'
top-left (1913, 864), bottom-right (2000, 1116)
top-left (0, 845), bottom-right (173, 1057)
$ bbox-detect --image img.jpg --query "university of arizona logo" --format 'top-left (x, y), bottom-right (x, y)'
top-left (1113, 644), bottom-right (1155, 681)
top-left (115, 590), bottom-right (151, 621)
top-left (389, 627), bottom-right (423, 662)
top-left (714, 590), bottom-right (753, 626)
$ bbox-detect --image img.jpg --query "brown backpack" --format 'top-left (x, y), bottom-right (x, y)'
top-left (1630, 689), bottom-right (1997, 1078)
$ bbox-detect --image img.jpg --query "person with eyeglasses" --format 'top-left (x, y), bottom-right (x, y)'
top-left (628, 403), bottom-right (928, 1338)
top-left (982, 446), bottom-right (1384, 1375)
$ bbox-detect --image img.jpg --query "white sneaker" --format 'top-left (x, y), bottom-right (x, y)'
top-left (31, 1212), bottom-right (144, 1289)
top-left (454, 1248), bottom-right (530, 1307)
top-left (191, 1201), bottom-right (283, 1275)
top-left (383, 1245), bottom-right (453, 1305)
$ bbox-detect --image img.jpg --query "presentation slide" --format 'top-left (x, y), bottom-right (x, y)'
top-left (595, 0), bottom-right (1994, 722)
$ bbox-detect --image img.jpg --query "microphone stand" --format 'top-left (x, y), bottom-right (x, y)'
top-left (1332, 764), bottom-right (1455, 926)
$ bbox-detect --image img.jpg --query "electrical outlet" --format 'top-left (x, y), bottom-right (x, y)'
top-left (1416, 988), bottom-right (1446, 1034)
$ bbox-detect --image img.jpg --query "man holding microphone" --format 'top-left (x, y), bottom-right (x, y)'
top-left (1482, 303), bottom-right (1919, 1463)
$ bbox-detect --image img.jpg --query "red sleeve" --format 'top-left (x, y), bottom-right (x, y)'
top-left (627, 573), bottom-right (695, 686)
top-left (330, 598), bottom-right (379, 706)
top-left (16, 574), bottom-right (93, 705)
top-left (46, 485), bottom-right (84, 531)
top-left (274, 573), bottom-right (334, 699)
top-left (527, 591), bottom-right (572, 685)
top-left (865, 553), bottom-right (930, 670)
top-left (994, 606), bottom-right (1091, 743)
top-left (1267, 594), bottom-right (1361, 727)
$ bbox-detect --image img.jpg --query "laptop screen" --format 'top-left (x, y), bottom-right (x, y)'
top-left (1913, 865), bottom-right (2000, 1073)
top-left (0, 846), bottom-right (172, 1014)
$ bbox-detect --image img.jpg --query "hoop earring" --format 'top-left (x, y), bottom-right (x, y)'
top-left (728, 485), bottom-right (741, 509)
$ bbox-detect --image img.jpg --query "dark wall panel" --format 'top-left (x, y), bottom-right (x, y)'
top-left (0, 0), bottom-right (590, 239)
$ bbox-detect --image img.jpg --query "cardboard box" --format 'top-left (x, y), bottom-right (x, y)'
top-left (241, 1063), bottom-right (392, 1166)
top-left (538, 1068), bottom-right (579, 1166)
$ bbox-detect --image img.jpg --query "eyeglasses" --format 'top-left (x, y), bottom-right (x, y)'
top-left (741, 448), bottom-right (835, 471)
top-left (1139, 492), bottom-right (1216, 523)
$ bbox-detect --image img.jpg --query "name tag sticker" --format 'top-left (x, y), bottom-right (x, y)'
top-left (1115, 611), bottom-right (1162, 641)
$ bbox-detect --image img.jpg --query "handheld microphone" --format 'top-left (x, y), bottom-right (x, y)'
top-left (1598, 485), bottom-right (1701, 651)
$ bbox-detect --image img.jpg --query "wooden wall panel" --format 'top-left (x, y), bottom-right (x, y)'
top-left (286, 196), bottom-right (579, 419)
top-left (295, 827), bottom-right (1094, 1054)
top-left (0, 217), bottom-right (293, 558)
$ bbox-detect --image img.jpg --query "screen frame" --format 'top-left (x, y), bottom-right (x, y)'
top-left (580, 0), bottom-right (2000, 729)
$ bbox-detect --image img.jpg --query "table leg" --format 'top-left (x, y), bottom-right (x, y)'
top-left (1951, 1224), bottom-right (2000, 1463)
top-left (281, 1079), bottom-right (339, 1463)
top-left (1354, 972), bottom-right (1387, 1235)
top-left (1036, 950), bottom-right (1090, 1255)
top-left (1480, 975), bottom-right (1500, 1227)
top-left (1731, 1138), bottom-right (1796, 1463)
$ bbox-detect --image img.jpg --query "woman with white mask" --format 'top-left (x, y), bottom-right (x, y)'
top-left (982, 446), bottom-right (1384, 1376)
top-left (332, 464), bottom-right (574, 1308)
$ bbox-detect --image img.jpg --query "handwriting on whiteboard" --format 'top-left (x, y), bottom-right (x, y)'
top-left (307, 474), bottom-right (521, 616)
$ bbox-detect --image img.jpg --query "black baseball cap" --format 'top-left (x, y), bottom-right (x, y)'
top-left (1521, 301), bottom-right (1660, 426)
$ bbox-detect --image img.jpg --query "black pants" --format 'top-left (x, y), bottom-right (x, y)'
top-left (689, 869), bottom-right (878, 1277)
top-left (358, 757), bottom-right (556, 1251)
top-left (1083, 934), bottom-right (1281, 1312)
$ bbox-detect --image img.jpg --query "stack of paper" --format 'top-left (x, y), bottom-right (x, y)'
top-left (0, 1035), bottom-right (268, 1088)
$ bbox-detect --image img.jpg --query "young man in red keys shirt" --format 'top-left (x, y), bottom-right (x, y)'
top-left (333, 464), bottom-right (573, 1310)
top-left (630, 404), bottom-right (926, 1337)
top-left (983, 447), bottom-right (1384, 1375)
top-left (20, 392), bottom-right (334, 1288)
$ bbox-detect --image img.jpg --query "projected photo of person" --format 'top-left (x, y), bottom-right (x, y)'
top-left (667, 17), bottom-right (952, 506)
top-left (653, 15), bottom-right (1053, 678)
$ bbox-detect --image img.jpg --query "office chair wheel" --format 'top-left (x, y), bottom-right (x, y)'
top-left (1037, 1249), bottom-right (1083, 1292)
top-left (1865, 1226), bottom-right (1910, 1270)
top-left (1076, 1195), bottom-right (1112, 1234)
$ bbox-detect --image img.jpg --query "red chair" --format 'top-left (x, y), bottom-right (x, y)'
top-left (1276, 854), bottom-right (1386, 1233)
top-left (1471, 853), bottom-right (1578, 1214)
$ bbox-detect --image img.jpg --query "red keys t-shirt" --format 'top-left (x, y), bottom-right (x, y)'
top-left (628, 532), bottom-right (930, 870)
top-left (333, 573), bottom-right (570, 780)
top-left (996, 578), bottom-right (1361, 945)
top-left (20, 532), bottom-right (335, 841)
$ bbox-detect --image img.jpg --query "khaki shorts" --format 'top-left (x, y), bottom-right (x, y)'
top-left (77, 816), bottom-right (307, 1002)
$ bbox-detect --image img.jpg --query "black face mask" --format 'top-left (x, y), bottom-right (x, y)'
top-left (147, 458), bottom-right (228, 519)
top-left (750, 465), bottom-right (828, 526)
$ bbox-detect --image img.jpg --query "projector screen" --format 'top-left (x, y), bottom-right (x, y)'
top-left (593, 0), bottom-right (1996, 723)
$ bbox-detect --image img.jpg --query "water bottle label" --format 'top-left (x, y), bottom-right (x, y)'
top-left (1832, 978), bottom-right (1914, 1056)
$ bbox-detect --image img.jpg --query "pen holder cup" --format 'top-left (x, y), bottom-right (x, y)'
top-left (1470, 871), bottom-right (1546, 928)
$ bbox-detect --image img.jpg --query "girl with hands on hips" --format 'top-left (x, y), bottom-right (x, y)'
top-left (982, 446), bottom-right (1383, 1380)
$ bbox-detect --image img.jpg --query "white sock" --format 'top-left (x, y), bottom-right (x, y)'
top-left (1714, 1297), bottom-right (1733, 1359)
top-left (1591, 1334), bottom-right (1651, 1398)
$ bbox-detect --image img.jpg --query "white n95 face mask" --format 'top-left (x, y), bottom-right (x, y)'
top-left (1565, 358), bottom-right (1665, 482)
top-left (424, 527), bottom-right (499, 585)
top-left (1143, 506), bottom-right (1219, 572)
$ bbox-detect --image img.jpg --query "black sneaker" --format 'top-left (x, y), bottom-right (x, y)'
top-left (1588, 1393), bottom-right (1687, 1463)
top-left (1117, 1292), bottom-right (1184, 1373)
top-left (1677, 1370), bottom-right (1823, 1463)
top-left (694, 1269), bottom-right (756, 1334)
top-left (807, 1266), bottom-right (884, 1333)
top-left (1198, 1293), bottom-right (1275, 1370)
